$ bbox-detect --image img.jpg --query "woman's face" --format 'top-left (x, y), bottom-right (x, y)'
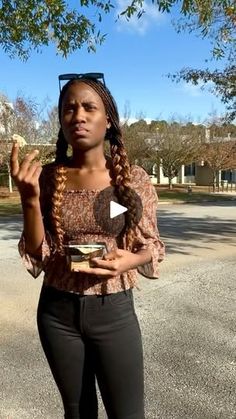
top-left (60, 81), bottom-right (110, 151)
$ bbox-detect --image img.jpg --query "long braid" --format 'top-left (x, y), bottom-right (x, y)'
top-left (50, 129), bottom-right (68, 253)
top-left (110, 143), bottom-right (138, 250)
top-left (51, 165), bottom-right (67, 253)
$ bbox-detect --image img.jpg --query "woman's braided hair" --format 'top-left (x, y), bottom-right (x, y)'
top-left (51, 78), bottom-right (138, 253)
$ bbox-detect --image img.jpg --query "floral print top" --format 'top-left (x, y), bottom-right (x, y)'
top-left (18, 164), bottom-right (165, 295)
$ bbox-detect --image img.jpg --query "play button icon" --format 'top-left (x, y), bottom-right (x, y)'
top-left (93, 186), bottom-right (143, 237)
top-left (110, 201), bottom-right (127, 219)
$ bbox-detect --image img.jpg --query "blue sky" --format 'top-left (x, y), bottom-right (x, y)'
top-left (0, 1), bottom-right (227, 123)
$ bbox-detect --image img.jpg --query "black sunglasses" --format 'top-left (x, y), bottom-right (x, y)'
top-left (58, 72), bottom-right (106, 91)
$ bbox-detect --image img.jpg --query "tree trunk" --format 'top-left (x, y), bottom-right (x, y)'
top-left (7, 163), bottom-right (13, 193)
top-left (168, 177), bottom-right (172, 190)
top-left (212, 170), bottom-right (216, 193)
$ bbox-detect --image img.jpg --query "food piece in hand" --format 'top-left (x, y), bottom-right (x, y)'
top-left (12, 134), bottom-right (27, 148)
top-left (64, 242), bottom-right (107, 270)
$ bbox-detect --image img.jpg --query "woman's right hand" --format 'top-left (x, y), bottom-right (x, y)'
top-left (10, 142), bottom-right (42, 205)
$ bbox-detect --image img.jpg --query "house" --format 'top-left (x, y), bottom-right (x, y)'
top-left (143, 129), bottom-right (236, 187)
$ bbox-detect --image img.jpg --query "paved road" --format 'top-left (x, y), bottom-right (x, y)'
top-left (0, 202), bottom-right (236, 419)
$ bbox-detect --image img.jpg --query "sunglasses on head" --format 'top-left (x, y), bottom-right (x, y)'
top-left (58, 73), bottom-right (106, 91)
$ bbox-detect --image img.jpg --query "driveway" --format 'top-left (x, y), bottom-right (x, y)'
top-left (0, 202), bottom-right (236, 419)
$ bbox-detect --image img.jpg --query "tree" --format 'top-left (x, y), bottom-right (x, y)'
top-left (0, 139), bottom-right (13, 192)
top-left (1, 1), bottom-right (234, 60)
top-left (150, 123), bottom-right (203, 189)
top-left (0, 94), bottom-right (14, 138)
top-left (0, 92), bottom-right (48, 192)
top-left (11, 95), bottom-right (39, 143)
top-left (170, 65), bottom-right (236, 122)
top-left (198, 139), bottom-right (236, 191)
top-left (1, 1), bottom-right (234, 120)
top-left (206, 121), bottom-right (236, 139)
top-left (0, 0), bottom-right (112, 60)
top-left (0, 96), bottom-right (15, 192)
top-left (121, 122), bottom-right (152, 164)
top-left (129, 119), bottom-right (148, 132)
top-left (0, 93), bottom-right (44, 144)
top-left (164, 1), bottom-right (236, 121)
top-left (121, 1), bottom-right (236, 120)
top-left (39, 105), bottom-right (60, 144)
top-left (149, 120), bottom-right (168, 133)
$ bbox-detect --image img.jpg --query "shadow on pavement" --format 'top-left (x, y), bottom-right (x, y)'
top-left (0, 215), bottom-right (22, 240)
top-left (1, 204), bottom-right (236, 258)
top-left (158, 203), bottom-right (236, 255)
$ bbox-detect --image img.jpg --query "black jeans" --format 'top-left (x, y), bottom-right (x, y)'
top-left (37, 285), bottom-right (145, 419)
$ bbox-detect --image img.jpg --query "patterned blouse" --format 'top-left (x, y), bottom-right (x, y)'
top-left (19, 164), bottom-right (165, 295)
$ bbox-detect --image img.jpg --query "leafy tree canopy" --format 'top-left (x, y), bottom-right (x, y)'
top-left (0, 0), bottom-right (113, 59)
top-left (170, 65), bottom-right (236, 122)
top-left (0, 1), bottom-right (235, 120)
top-left (120, 0), bottom-right (236, 122)
top-left (0, 1), bottom-right (235, 60)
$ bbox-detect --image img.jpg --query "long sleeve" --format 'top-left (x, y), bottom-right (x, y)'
top-left (131, 166), bottom-right (165, 279)
top-left (18, 231), bottom-right (53, 278)
top-left (18, 164), bottom-right (55, 278)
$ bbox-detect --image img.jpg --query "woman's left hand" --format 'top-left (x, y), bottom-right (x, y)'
top-left (73, 249), bottom-right (140, 277)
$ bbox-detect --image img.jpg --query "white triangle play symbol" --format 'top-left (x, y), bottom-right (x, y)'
top-left (110, 201), bottom-right (127, 219)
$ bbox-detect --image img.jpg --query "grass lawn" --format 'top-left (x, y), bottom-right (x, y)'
top-left (0, 200), bottom-right (22, 216)
top-left (157, 190), bottom-right (235, 202)
top-left (0, 190), bottom-right (22, 216)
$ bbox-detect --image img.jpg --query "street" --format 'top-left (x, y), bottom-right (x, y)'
top-left (0, 202), bottom-right (236, 419)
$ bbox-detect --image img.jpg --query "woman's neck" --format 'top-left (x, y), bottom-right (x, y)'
top-left (69, 149), bottom-right (108, 171)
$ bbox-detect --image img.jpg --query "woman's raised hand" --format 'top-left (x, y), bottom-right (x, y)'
top-left (10, 142), bottom-right (42, 204)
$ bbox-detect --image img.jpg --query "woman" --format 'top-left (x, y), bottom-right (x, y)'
top-left (10, 73), bottom-right (165, 419)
